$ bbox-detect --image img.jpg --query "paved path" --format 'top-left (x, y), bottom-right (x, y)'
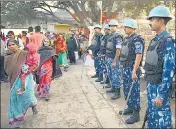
top-left (1, 60), bottom-right (175, 128)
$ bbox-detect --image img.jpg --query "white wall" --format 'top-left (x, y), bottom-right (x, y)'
top-left (1, 29), bottom-right (28, 36)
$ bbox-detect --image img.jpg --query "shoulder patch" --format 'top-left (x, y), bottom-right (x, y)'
top-left (134, 42), bottom-right (142, 49)
top-left (166, 37), bottom-right (174, 43)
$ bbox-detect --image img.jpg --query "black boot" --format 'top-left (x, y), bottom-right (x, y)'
top-left (91, 74), bottom-right (98, 78)
top-left (119, 108), bottom-right (133, 115)
top-left (125, 110), bottom-right (140, 124)
top-left (104, 84), bottom-right (111, 88)
top-left (95, 74), bottom-right (103, 82)
top-left (100, 81), bottom-right (104, 84)
top-left (111, 88), bottom-right (121, 100)
top-left (105, 78), bottom-right (109, 84)
top-left (106, 86), bottom-right (115, 93)
top-left (95, 78), bottom-right (101, 82)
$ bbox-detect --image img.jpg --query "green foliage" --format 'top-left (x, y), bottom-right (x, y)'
top-left (1, 1), bottom-right (39, 26)
top-left (123, 1), bottom-right (175, 19)
top-left (1, 0), bottom-right (175, 27)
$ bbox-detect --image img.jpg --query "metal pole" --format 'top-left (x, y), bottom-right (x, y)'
top-left (100, 1), bottom-right (103, 27)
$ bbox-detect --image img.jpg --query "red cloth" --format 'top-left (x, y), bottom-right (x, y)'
top-left (37, 58), bottom-right (53, 98)
top-left (54, 35), bottom-right (67, 54)
top-left (19, 43), bottom-right (39, 80)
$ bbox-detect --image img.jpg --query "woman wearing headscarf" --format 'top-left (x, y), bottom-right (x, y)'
top-left (4, 39), bottom-right (38, 128)
top-left (54, 33), bottom-right (68, 71)
top-left (37, 37), bottom-right (62, 101)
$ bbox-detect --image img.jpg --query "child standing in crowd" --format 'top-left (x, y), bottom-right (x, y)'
top-left (37, 37), bottom-right (62, 101)
top-left (16, 43), bottom-right (39, 94)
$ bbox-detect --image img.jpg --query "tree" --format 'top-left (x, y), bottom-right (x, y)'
top-left (30, 0), bottom-right (175, 26)
top-left (2, 0), bottom-right (175, 27)
top-left (1, 1), bottom-right (40, 26)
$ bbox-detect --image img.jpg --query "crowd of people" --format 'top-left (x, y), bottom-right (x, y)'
top-left (0, 25), bottom-right (89, 128)
top-left (88, 5), bottom-right (175, 128)
top-left (0, 5), bottom-right (175, 129)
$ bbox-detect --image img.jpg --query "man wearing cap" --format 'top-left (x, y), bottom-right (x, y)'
top-left (119, 18), bottom-right (145, 124)
top-left (105, 19), bottom-right (123, 100)
top-left (90, 25), bottom-right (103, 81)
top-left (144, 6), bottom-right (175, 128)
top-left (99, 24), bottom-right (111, 87)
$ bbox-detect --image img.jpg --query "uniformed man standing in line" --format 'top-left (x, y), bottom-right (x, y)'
top-left (90, 25), bottom-right (103, 81)
top-left (119, 19), bottom-right (145, 124)
top-left (105, 19), bottom-right (123, 100)
top-left (144, 6), bottom-right (175, 128)
top-left (99, 24), bottom-right (111, 87)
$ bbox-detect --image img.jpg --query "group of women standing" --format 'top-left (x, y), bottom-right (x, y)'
top-left (4, 26), bottom-right (63, 128)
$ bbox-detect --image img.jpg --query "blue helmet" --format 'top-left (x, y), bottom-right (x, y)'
top-left (94, 24), bottom-right (102, 29)
top-left (109, 19), bottom-right (118, 26)
top-left (104, 24), bottom-right (110, 30)
top-left (123, 19), bottom-right (137, 29)
top-left (147, 5), bottom-right (173, 20)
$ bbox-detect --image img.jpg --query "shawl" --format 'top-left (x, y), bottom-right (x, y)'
top-left (54, 37), bottom-right (67, 54)
top-left (38, 46), bottom-right (62, 79)
top-left (4, 49), bottom-right (28, 88)
top-left (38, 46), bottom-right (57, 68)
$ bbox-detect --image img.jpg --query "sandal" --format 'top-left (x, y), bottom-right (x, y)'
top-left (45, 97), bottom-right (50, 101)
top-left (32, 106), bottom-right (38, 115)
top-left (16, 88), bottom-right (25, 94)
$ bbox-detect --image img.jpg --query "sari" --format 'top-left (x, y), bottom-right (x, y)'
top-left (37, 46), bottom-right (62, 98)
top-left (4, 50), bottom-right (37, 125)
top-left (54, 36), bottom-right (68, 66)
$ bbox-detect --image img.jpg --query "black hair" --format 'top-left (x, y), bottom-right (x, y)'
top-left (35, 26), bottom-right (41, 32)
top-left (22, 31), bottom-right (27, 35)
top-left (150, 17), bottom-right (171, 25)
top-left (7, 39), bottom-right (19, 46)
top-left (162, 17), bottom-right (171, 25)
top-left (79, 32), bottom-right (82, 35)
top-left (7, 31), bottom-right (14, 35)
top-left (28, 27), bottom-right (33, 33)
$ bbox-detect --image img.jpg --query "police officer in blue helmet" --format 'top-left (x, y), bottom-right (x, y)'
top-left (90, 24), bottom-right (103, 80)
top-left (144, 6), bottom-right (175, 128)
top-left (98, 24), bottom-right (111, 86)
top-left (105, 19), bottom-right (123, 100)
top-left (119, 18), bottom-right (145, 124)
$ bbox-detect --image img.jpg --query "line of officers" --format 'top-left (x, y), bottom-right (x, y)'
top-left (88, 6), bottom-right (175, 128)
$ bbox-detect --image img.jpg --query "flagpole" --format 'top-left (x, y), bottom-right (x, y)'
top-left (100, 1), bottom-right (102, 27)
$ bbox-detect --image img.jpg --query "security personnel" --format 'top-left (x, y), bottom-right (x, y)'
top-left (98, 24), bottom-right (111, 87)
top-left (119, 19), bottom-right (145, 124)
top-left (105, 19), bottom-right (123, 100)
top-left (144, 6), bottom-right (175, 128)
top-left (90, 25), bottom-right (103, 80)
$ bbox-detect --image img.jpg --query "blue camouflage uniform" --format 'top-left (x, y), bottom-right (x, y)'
top-left (99, 34), bottom-right (110, 79)
top-left (106, 32), bottom-right (123, 89)
top-left (91, 33), bottom-right (103, 77)
top-left (144, 30), bottom-right (175, 128)
top-left (120, 33), bottom-right (144, 111)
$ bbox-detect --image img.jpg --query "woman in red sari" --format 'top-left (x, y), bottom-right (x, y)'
top-left (37, 37), bottom-right (62, 101)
